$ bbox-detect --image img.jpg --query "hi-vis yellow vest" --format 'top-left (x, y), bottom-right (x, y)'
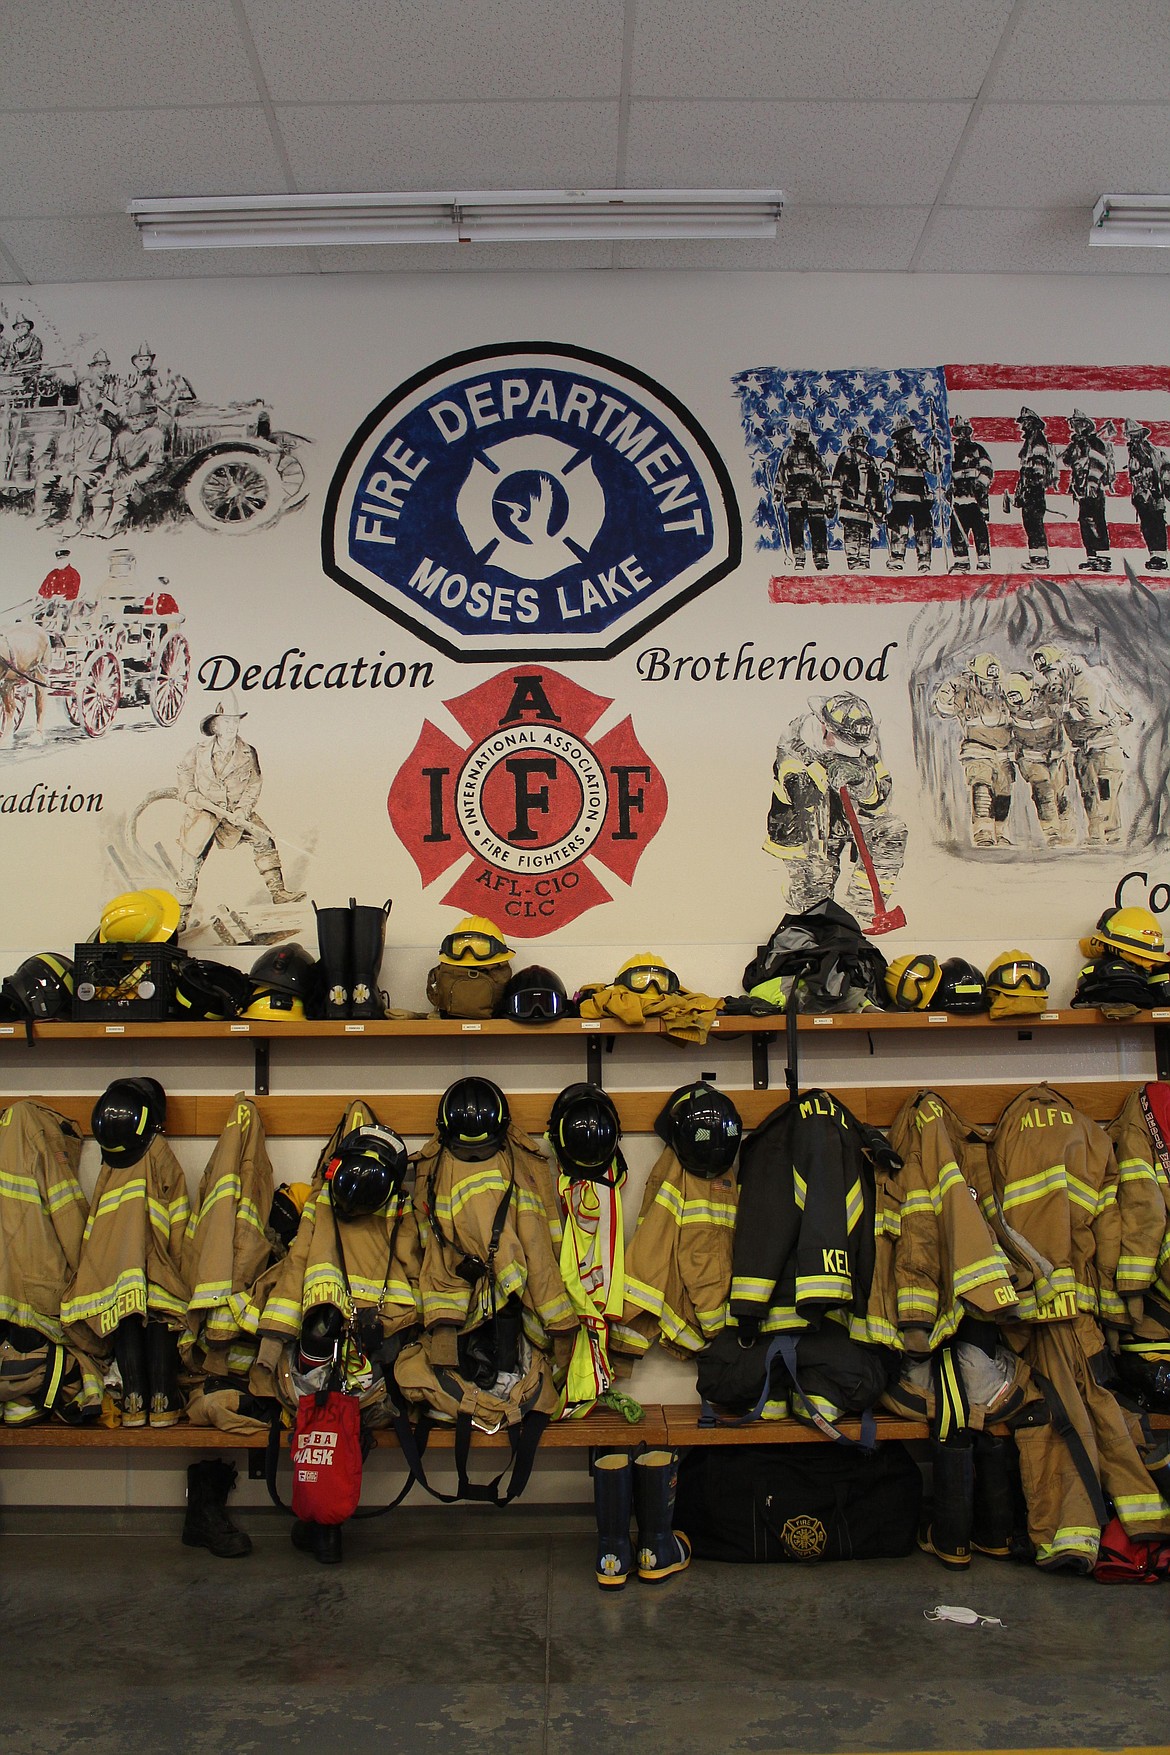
top-left (557, 1170), bottom-right (624, 1418)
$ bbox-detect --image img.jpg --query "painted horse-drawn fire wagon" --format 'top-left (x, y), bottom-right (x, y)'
top-left (3, 563), bottom-right (190, 741)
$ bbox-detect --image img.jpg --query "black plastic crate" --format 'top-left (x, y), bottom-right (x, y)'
top-left (72, 942), bottom-right (183, 1022)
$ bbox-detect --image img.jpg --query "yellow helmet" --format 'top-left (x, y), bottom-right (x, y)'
top-left (1082, 905), bottom-right (1167, 970)
top-left (99, 888), bottom-right (181, 945)
top-left (282, 1181), bottom-right (312, 1215)
top-left (971, 653), bottom-right (1001, 682)
top-left (1003, 671), bottom-right (1032, 706)
top-left (438, 915), bottom-right (513, 967)
top-left (985, 949), bottom-right (1050, 996)
top-left (614, 954), bottom-right (681, 996)
top-left (242, 991), bottom-right (306, 1022)
top-left (883, 953), bottom-right (942, 1010)
top-left (1032, 645), bottom-right (1064, 673)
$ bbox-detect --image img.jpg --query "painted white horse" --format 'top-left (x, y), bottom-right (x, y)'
top-left (0, 623), bottom-right (50, 748)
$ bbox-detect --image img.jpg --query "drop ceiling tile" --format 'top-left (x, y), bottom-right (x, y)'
top-left (279, 101), bottom-right (619, 192)
top-left (614, 206), bottom-right (929, 271)
top-left (0, 0), bottom-right (256, 110)
top-left (913, 206), bottom-right (1170, 274)
top-left (632, 0), bottom-right (1014, 99)
top-left (315, 240), bottom-right (613, 272)
top-left (946, 103), bottom-right (1170, 209)
top-left (0, 106), bottom-right (288, 220)
top-left (625, 101), bottom-right (969, 206)
top-left (988, 0), bottom-right (1170, 100)
top-left (0, 214), bottom-right (317, 283)
top-left (244, 0), bottom-right (624, 102)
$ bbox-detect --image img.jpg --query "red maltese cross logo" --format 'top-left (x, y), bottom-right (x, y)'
top-left (388, 667), bottom-right (667, 933)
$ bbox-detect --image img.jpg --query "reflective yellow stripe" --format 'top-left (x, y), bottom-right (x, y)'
top-left (844, 1179), bottom-right (863, 1232)
top-left (731, 1276), bottom-right (773, 1303)
top-left (1001, 1165), bottom-right (1068, 1211)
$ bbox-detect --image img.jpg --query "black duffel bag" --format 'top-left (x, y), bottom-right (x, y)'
top-left (675, 1440), bottom-right (922, 1564)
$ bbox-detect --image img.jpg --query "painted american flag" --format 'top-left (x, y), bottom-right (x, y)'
top-left (732, 363), bottom-right (1170, 604)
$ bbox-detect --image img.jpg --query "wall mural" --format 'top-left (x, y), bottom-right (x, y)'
top-left (733, 365), bottom-right (1170, 604)
top-left (0, 299), bottom-right (308, 541)
top-left (763, 691), bottom-right (907, 933)
top-left (111, 686), bottom-right (314, 949)
top-left (389, 666), bottom-right (666, 933)
top-left (0, 545), bottom-right (190, 758)
top-left (908, 573), bottom-right (1168, 859)
top-left (325, 343), bottom-right (740, 662)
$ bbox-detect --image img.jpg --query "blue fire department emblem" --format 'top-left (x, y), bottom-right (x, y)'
top-left (323, 343), bottom-right (740, 661)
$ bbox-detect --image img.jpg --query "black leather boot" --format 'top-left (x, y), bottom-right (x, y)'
top-left (292, 1518), bottom-right (343, 1564)
top-left (113, 1316), bottom-right (148, 1428)
top-left (146, 1320), bottom-right (182, 1428)
top-left (349, 898), bottom-right (391, 1019)
top-left (183, 1460), bottom-right (252, 1558)
top-left (920, 1437), bottom-right (975, 1569)
top-left (314, 903), bottom-right (352, 1019)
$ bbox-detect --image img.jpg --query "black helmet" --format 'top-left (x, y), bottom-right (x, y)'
top-left (934, 957), bottom-right (987, 1014)
top-left (171, 957), bottom-right (253, 1020)
top-left (498, 965), bottom-right (569, 1024)
top-left (91, 1076), bottom-right (167, 1166)
top-left (249, 942), bottom-right (316, 998)
top-left (297, 1302), bottom-right (345, 1374)
top-left (656, 1082), bottom-right (742, 1178)
top-left (1072, 956), bottom-right (1168, 1011)
top-left (326, 1123), bottom-right (408, 1220)
top-left (436, 1077), bottom-right (510, 1161)
top-left (5, 953), bottom-right (75, 1019)
top-left (548, 1082), bottom-right (621, 1181)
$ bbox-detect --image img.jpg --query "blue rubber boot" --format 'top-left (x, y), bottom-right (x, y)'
top-left (593, 1453), bottom-right (633, 1590)
top-left (633, 1449), bottom-right (691, 1583)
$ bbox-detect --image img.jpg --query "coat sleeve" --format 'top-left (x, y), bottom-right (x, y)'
top-left (729, 1120), bottom-right (798, 1330)
top-left (679, 1168), bottom-right (737, 1341)
top-left (615, 1150), bottom-right (688, 1353)
top-left (1111, 1110), bottom-right (1166, 1301)
top-left (1086, 1126), bottom-right (1126, 1324)
top-left (891, 1110), bottom-right (943, 1337)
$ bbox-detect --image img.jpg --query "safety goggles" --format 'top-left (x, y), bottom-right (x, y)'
top-left (506, 988), bottom-right (567, 1022)
top-left (890, 959), bottom-right (938, 1009)
top-left (614, 963), bottom-right (680, 996)
top-left (441, 931), bottom-right (511, 963)
top-left (988, 960), bottom-right (1049, 993)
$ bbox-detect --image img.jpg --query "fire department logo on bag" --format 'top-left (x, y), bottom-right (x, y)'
top-left (780, 1514), bottom-right (827, 1561)
top-left (389, 666), bottom-right (666, 932)
top-left (324, 342), bottom-right (739, 661)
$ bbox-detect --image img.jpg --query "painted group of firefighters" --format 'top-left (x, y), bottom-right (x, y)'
top-left (771, 406), bottom-right (1169, 576)
top-left (3, 330), bottom-right (196, 538)
top-left (933, 647), bottom-right (1132, 852)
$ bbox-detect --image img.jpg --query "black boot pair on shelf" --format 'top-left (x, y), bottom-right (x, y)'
top-left (593, 1449), bottom-right (691, 1589)
top-left (919, 1432), bottom-right (1017, 1569)
top-left (315, 899), bottom-right (392, 1020)
top-left (113, 1316), bottom-right (182, 1430)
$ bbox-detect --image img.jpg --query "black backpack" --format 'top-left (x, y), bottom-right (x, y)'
top-left (741, 900), bottom-right (888, 1011)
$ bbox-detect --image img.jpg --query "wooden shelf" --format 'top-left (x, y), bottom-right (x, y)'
top-left (0, 1406), bottom-right (665, 1453)
top-left (0, 1007), bottom-right (1164, 1044)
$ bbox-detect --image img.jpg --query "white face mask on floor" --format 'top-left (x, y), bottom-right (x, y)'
top-left (924, 1605), bottom-right (1006, 1628)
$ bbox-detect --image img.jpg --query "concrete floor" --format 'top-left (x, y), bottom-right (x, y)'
top-left (2, 1510), bottom-right (1170, 1754)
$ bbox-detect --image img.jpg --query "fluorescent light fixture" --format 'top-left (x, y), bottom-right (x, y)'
top-left (1090, 194), bottom-right (1170, 248)
top-left (129, 189), bottom-right (784, 250)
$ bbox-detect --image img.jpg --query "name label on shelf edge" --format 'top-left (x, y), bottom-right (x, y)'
top-left (1040, 1012), bottom-right (1060, 1021)
top-left (812, 1017), bottom-right (834, 1026)
top-left (344, 1024), bottom-right (365, 1033)
top-left (461, 1022), bottom-right (481, 1032)
top-left (927, 1014), bottom-right (948, 1024)
top-left (1153, 1010), bottom-right (1170, 1020)
top-left (230, 1023), bottom-right (251, 1033)
top-left (580, 1021), bottom-right (601, 1030)
top-left (104, 1025), bottom-right (125, 1035)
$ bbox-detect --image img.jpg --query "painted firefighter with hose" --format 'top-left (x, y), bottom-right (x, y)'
top-left (764, 693), bottom-right (907, 932)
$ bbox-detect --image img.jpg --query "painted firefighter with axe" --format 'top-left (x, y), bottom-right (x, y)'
top-left (764, 693), bottom-right (907, 933)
